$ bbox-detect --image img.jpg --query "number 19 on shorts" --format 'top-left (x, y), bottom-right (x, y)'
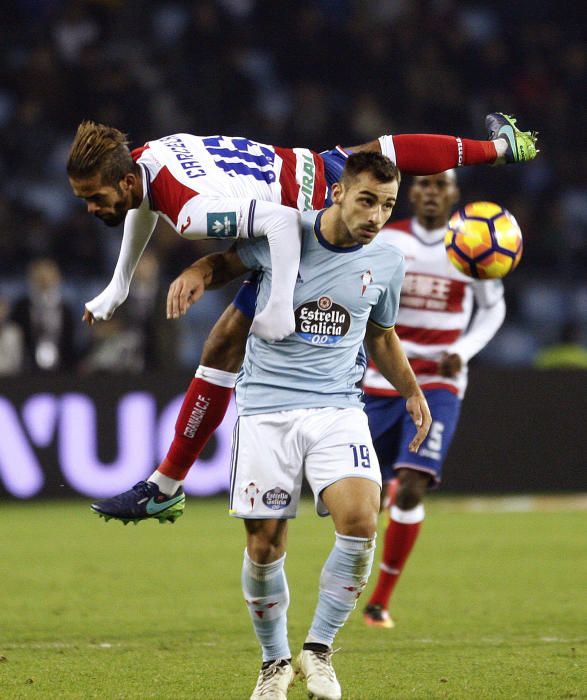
top-left (349, 444), bottom-right (371, 469)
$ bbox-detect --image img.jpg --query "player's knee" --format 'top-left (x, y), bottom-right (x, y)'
top-left (200, 307), bottom-right (249, 372)
top-left (201, 324), bottom-right (236, 362)
top-left (245, 520), bottom-right (286, 564)
top-left (336, 507), bottom-right (378, 539)
top-left (395, 470), bottom-right (429, 510)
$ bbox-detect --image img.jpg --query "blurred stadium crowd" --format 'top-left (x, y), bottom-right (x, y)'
top-left (0, 0), bottom-right (585, 374)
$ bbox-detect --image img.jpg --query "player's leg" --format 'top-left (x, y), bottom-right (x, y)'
top-left (244, 519), bottom-right (294, 700)
top-left (345, 113), bottom-right (538, 173)
top-left (153, 276), bottom-right (256, 487)
top-left (355, 393), bottom-right (404, 627)
top-left (152, 302), bottom-right (251, 485)
top-left (296, 407), bottom-right (381, 700)
top-left (365, 390), bottom-right (462, 627)
top-left (364, 467), bottom-right (429, 627)
top-left (230, 410), bottom-right (307, 699)
top-left (90, 281), bottom-right (256, 524)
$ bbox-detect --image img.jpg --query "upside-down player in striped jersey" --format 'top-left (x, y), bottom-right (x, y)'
top-left (85, 114), bottom-right (531, 524)
top-left (362, 170), bottom-right (506, 629)
top-left (68, 116), bottom-right (534, 343)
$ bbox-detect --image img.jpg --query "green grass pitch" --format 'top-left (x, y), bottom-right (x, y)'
top-left (1, 496), bottom-right (586, 699)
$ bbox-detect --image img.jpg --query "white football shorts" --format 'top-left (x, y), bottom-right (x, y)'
top-left (228, 406), bottom-right (382, 519)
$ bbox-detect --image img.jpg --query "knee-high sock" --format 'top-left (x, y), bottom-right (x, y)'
top-left (368, 504), bottom-right (425, 609)
top-left (152, 366), bottom-right (236, 488)
top-left (307, 533), bottom-right (376, 647)
top-left (242, 550), bottom-right (290, 663)
top-left (380, 134), bottom-right (497, 174)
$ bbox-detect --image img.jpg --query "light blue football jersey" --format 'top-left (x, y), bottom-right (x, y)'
top-left (235, 209), bottom-right (405, 414)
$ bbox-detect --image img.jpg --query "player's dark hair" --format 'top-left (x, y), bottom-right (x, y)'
top-left (66, 120), bottom-right (136, 185)
top-left (340, 152), bottom-right (401, 186)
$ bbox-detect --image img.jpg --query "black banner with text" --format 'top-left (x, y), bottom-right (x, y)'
top-left (0, 370), bottom-right (585, 498)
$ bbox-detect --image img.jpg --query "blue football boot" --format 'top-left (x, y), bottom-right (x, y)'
top-left (91, 480), bottom-right (185, 525)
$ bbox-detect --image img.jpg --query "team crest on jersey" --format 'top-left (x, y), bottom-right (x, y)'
top-left (262, 488), bottom-right (291, 510)
top-left (361, 270), bottom-right (373, 296)
top-left (295, 296), bottom-right (351, 345)
top-left (206, 212), bottom-right (237, 238)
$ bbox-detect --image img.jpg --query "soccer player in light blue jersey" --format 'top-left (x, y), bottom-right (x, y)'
top-left (166, 153), bottom-right (431, 699)
top-left (87, 113), bottom-right (538, 526)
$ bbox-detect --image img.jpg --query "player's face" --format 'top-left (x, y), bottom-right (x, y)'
top-left (69, 173), bottom-right (132, 227)
top-left (336, 172), bottom-right (398, 245)
top-left (409, 172), bottom-right (459, 226)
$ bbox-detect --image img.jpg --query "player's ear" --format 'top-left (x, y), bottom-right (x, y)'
top-left (331, 181), bottom-right (344, 204)
top-left (120, 172), bottom-right (136, 192)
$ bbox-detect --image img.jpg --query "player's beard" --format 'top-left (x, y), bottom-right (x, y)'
top-left (96, 198), bottom-right (128, 227)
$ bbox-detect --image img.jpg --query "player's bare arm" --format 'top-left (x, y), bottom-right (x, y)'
top-left (167, 245), bottom-right (249, 320)
top-left (365, 323), bottom-right (431, 453)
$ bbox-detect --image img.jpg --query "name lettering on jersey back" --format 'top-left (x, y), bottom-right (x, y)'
top-left (160, 135), bottom-right (206, 178)
top-left (401, 273), bottom-right (465, 313)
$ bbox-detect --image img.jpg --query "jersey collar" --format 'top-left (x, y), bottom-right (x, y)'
top-left (314, 210), bottom-right (363, 253)
top-left (411, 217), bottom-right (447, 246)
top-left (139, 163), bottom-right (154, 210)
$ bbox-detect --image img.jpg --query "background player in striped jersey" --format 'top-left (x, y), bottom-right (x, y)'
top-left (362, 170), bottom-right (506, 628)
top-left (86, 114), bottom-right (532, 521)
top-left (162, 153), bottom-right (430, 700)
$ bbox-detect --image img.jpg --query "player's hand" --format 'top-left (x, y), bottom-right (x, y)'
top-left (438, 352), bottom-right (462, 377)
top-left (166, 267), bottom-right (206, 319)
top-left (406, 394), bottom-right (432, 453)
top-left (82, 308), bottom-right (96, 326)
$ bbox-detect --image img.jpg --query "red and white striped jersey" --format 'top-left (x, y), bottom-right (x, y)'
top-left (363, 218), bottom-right (505, 398)
top-left (85, 134), bottom-right (349, 323)
top-left (132, 134), bottom-right (328, 229)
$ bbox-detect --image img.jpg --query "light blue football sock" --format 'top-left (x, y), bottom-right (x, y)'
top-left (242, 549), bottom-right (291, 662)
top-left (306, 532), bottom-right (376, 647)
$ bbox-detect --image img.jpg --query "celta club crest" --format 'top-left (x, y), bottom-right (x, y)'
top-left (243, 481), bottom-right (261, 510)
top-left (361, 270), bottom-right (373, 296)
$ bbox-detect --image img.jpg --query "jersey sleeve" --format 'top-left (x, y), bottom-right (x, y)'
top-left (471, 278), bottom-right (504, 307)
top-left (85, 197), bottom-right (158, 320)
top-left (450, 279), bottom-right (506, 362)
top-left (369, 256), bottom-right (405, 329)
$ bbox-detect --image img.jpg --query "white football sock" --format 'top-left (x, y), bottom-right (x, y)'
top-left (242, 549), bottom-right (291, 662)
top-left (306, 532), bottom-right (376, 647)
top-left (493, 137), bottom-right (508, 159)
top-left (148, 471), bottom-right (182, 497)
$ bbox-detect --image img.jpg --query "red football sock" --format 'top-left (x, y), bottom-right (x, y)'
top-left (392, 134), bottom-right (497, 174)
top-left (369, 505), bottom-right (424, 609)
top-left (158, 376), bottom-right (233, 481)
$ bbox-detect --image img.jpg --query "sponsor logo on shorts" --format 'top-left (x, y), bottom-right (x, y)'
top-left (262, 488), bottom-right (291, 510)
top-left (207, 212), bottom-right (237, 238)
top-left (295, 296), bottom-right (351, 345)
